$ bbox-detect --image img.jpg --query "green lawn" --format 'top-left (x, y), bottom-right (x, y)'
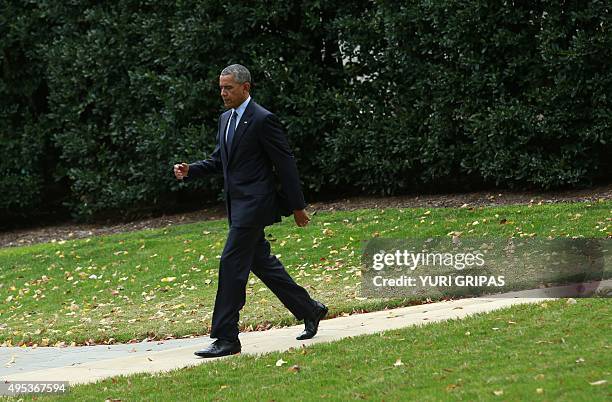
top-left (0, 201), bottom-right (610, 346)
top-left (26, 298), bottom-right (611, 401)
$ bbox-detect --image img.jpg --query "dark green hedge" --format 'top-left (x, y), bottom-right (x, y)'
top-left (1, 1), bottom-right (610, 221)
top-left (324, 1), bottom-right (612, 193)
top-left (0, 2), bottom-right (51, 216)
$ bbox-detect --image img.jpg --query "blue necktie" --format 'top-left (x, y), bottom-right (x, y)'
top-left (226, 110), bottom-right (238, 154)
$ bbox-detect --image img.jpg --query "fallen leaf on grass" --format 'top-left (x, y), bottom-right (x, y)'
top-left (288, 365), bottom-right (300, 373)
top-left (493, 390), bottom-right (503, 396)
top-left (589, 380), bottom-right (607, 386)
top-left (393, 358), bottom-right (404, 367)
top-left (275, 358), bottom-right (286, 367)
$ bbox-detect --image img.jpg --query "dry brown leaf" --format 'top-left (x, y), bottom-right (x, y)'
top-left (288, 365), bottom-right (301, 373)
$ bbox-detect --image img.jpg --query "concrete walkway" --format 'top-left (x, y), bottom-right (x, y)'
top-left (1, 280), bottom-right (608, 386)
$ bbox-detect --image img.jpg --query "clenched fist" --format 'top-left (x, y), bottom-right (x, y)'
top-left (173, 163), bottom-right (189, 180)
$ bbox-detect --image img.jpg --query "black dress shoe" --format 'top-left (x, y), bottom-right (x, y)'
top-left (194, 339), bottom-right (241, 358)
top-left (296, 301), bottom-right (328, 340)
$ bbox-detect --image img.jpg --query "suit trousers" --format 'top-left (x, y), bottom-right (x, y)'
top-left (210, 225), bottom-right (317, 341)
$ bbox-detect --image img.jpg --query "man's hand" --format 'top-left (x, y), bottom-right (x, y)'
top-left (173, 163), bottom-right (189, 180)
top-left (293, 209), bottom-right (310, 227)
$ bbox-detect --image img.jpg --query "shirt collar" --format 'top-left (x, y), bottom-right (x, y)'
top-left (232, 96), bottom-right (251, 120)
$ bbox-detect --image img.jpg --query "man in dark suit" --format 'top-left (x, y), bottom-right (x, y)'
top-left (174, 64), bottom-right (327, 358)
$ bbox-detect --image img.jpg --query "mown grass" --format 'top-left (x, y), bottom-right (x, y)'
top-left (25, 298), bottom-right (611, 401)
top-left (0, 201), bottom-right (609, 346)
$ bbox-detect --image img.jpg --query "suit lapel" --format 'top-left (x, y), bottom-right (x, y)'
top-left (219, 111), bottom-right (231, 162)
top-left (228, 101), bottom-right (255, 164)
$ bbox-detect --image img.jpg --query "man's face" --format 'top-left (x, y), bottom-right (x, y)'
top-left (219, 74), bottom-right (249, 109)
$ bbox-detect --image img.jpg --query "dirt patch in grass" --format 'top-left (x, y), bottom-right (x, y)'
top-left (1, 184), bottom-right (610, 248)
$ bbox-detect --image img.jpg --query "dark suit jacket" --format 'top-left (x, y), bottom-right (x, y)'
top-left (186, 100), bottom-right (306, 227)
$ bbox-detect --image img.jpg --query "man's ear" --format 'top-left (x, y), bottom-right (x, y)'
top-left (243, 82), bottom-right (251, 93)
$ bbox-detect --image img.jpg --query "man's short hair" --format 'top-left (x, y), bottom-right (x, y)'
top-left (221, 64), bottom-right (251, 84)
